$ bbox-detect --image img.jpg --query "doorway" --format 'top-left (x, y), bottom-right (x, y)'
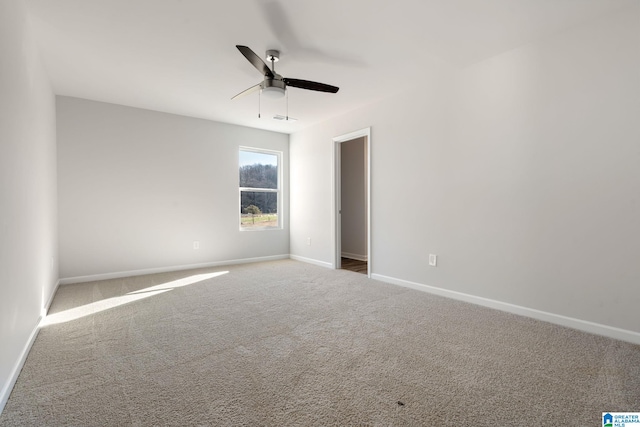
top-left (333, 128), bottom-right (371, 277)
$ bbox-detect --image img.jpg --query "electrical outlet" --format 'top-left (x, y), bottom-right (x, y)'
top-left (307, 237), bottom-right (311, 246)
top-left (193, 241), bottom-right (200, 250)
top-left (429, 254), bottom-right (437, 267)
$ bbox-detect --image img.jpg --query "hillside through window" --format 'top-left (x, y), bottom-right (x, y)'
top-left (239, 148), bottom-right (280, 230)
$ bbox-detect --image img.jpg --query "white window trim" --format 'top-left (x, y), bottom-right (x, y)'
top-left (239, 147), bottom-right (283, 231)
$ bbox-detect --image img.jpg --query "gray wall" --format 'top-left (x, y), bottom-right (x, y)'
top-left (0, 0), bottom-right (58, 409)
top-left (290, 5), bottom-right (640, 335)
top-left (340, 137), bottom-right (367, 260)
top-left (57, 97), bottom-right (289, 279)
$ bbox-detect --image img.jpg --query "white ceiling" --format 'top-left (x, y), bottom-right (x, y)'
top-left (25, 0), bottom-right (635, 134)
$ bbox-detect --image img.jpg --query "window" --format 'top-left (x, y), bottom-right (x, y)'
top-left (239, 148), bottom-right (281, 230)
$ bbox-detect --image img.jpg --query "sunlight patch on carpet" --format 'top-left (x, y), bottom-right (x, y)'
top-left (40, 271), bottom-right (229, 326)
top-left (127, 271), bottom-right (229, 294)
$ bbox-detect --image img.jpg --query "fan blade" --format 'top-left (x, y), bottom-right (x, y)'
top-left (283, 78), bottom-right (339, 93)
top-left (236, 45), bottom-right (274, 78)
top-left (231, 83), bottom-right (262, 100)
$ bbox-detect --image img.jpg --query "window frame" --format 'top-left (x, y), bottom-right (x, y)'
top-left (238, 146), bottom-right (282, 231)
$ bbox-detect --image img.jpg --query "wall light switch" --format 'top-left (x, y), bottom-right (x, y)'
top-left (193, 241), bottom-right (200, 250)
top-left (429, 254), bottom-right (437, 267)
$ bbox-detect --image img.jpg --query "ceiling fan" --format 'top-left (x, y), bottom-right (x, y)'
top-left (232, 45), bottom-right (339, 100)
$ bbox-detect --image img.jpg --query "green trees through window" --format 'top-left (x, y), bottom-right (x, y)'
top-left (239, 163), bottom-right (277, 189)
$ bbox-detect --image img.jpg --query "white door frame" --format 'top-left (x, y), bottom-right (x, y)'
top-left (332, 127), bottom-right (371, 277)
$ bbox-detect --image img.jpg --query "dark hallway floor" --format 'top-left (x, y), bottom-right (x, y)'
top-left (341, 257), bottom-right (367, 274)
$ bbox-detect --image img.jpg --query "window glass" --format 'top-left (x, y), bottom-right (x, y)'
top-left (239, 149), bottom-right (280, 230)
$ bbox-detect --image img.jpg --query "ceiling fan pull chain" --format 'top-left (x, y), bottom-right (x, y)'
top-left (286, 89), bottom-right (289, 121)
top-left (258, 89), bottom-right (261, 118)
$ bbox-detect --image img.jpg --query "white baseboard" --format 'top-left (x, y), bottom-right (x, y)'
top-left (43, 279), bottom-right (60, 315)
top-left (341, 252), bottom-right (368, 262)
top-left (1, 276), bottom-right (60, 414)
top-left (59, 254), bottom-right (290, 285)
top-left (0, 316), bottom-right (42, 414)
top-left (371, 273), bottom-right (640, 345)
top-left (289, 255), bottom-right (333, 269)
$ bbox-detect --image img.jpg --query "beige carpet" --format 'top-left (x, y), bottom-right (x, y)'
top-left (1, 259), bottom-right (638, 426)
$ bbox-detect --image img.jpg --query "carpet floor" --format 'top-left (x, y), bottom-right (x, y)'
top-left (1, 259), bottom-right (638, 426)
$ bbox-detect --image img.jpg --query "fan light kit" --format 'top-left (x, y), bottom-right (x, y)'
top-left (232, 45), bottom-right (339, 118)
top-left (261, 79), bottom-right (286, 98)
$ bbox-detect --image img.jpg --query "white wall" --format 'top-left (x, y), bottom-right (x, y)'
top-left (290, 5), bottom-right (640, 336)
top-left (57, 97), bottom-right (289, 279)
top-left (446, 5), bottom-right (640, 333)
top-left (0, 0), bottom-right (58, 410)
top-left (290, 60), bottom-right (453, 267)
top-left (340, 137), bottom-right (367, 259)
